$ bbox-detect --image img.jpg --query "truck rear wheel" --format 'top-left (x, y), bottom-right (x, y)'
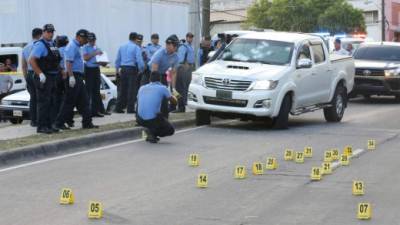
top-left (195, 110), bottom-right (211, 126)
top-left (272, 94), bottom-right (291, 129)
top-left (324, 85), bottom-right (346, 122)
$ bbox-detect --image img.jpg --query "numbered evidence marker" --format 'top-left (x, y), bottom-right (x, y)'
top-left (353, 181), bottom-right (365, 195)
top-left (295, 152), bottom-right (305, 163)
top-left (344, 145), bottom-right (353, 157)
top-left (304, 146), bottom-right (313, 158)
top-left (59, 188), bottom-right (74, 204)
top-left (252, 162), bottom-right (264, 175)
top-left (310, 167), bottom-right (322, 181)
top-left (367, 139), bottom-right (376, 150)
top-left (88, 201), bottom-right (103, 219)
top-left (284, 149), bottom-right (294, 161)
top-left (197, 173), bottom-right (208, 188)
top-left (322, 162), bottom-right (332, 175)
top-left (357, 203), bottom-right (372, 220)
top-left (340, 154), bottom-right (350, 166)
top-left (266, 157), bottom-right (278, 170)
top-left (331, 149), bottom-right (339, 160)
top-left (188, 154), bottom-right (200, 167)
top-left (324, 150), bottom-right (333, 162)
top-left (234, 166), bottom-right (246, 179)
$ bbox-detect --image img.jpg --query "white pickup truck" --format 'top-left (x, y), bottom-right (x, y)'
top-left (188, 32), bottom-right (355, 128)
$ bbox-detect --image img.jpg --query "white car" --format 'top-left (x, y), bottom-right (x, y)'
top-left (189, 32), bottom-right (355, 129)
top-left (0, 74), bottom-right (117, 124)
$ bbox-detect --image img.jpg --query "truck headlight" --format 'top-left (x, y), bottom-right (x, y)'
top-left (191, 73), bottom-right (204, 86)
top-left (384, 68), bottom-right (400, 77)
top-left (251, 80), bottom-right (279, 90)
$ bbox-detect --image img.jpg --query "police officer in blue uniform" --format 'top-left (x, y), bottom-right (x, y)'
top-left (29, 24), bottom-right (61, 134)
top-left (175, 32), bottom-right (195, 113)
top-left (141, 33), bottom-right (162, 86)
top-left (22, 27), bottom-right (42, 127)
top-left (148, 34), bottom-right (180, 118)
top-left (54, 29), bottom-right (98, 129)
top-left (114, 32), bottom-right (144, 113)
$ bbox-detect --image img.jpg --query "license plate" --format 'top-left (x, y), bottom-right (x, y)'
top-left (13, 110), bottom-right (22, 117)
top-left (216, 90), bottom-right (232, 99)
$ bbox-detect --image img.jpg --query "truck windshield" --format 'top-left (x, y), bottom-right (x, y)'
top-left (219, 38), bottom-right (294, 65)
top-left (354, 45), bottom-right (400, 61)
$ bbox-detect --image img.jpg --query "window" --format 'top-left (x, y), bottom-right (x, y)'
top-left (297, 44), bottom-right (311, 60)
top-left (311, 44), bottom-right (326, 64)
top-left (364, 11), bottom-right (379, 24)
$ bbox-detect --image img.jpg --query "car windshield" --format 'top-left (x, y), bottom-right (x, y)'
top-left (218, 38), bottom-right (294, 65)
top-left (354, 45), bottom-right (400, 61)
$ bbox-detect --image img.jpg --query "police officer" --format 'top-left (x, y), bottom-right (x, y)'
top-left (114, 32), bottom-right (144, 113)
top-left (134, 34), bottom-right (147, 88)
top-left (22, 27), bottom-right (42, 127)
top-left (148, 34), bottom-right (180, 118)
top-left (198, 36), bottom-right (213, 67)
top-left (29, 24), bottom-right (61, 134)
top-left (175, 32), bottom-right (195, 113)
top-left (82, 32), bottom-right (106, 117)
top-left (146, 33), bottom-right (162, 60)
top-left (54, 29), bottom-right (98, 129)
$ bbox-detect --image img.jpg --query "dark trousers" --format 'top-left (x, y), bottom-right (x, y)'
top-left (55, 72), bottom-right (92, 126)
top-left (26, 71), bottom-right (37, 124)
top-left (35, 73), bottom-right (58, 129)
top-left (140, 69), bottom-right (150, 86)
top-left (176, 64), bottom-right (193, 110)
top-left (84, 66), bottom-right (104, 115)
top-left (160, 75), bottom-right (170, 118)
top-left (54, 73), bottom-right (65, 118)
top-left (137, 114), bottom-right (174, 138)
top-left (116, 66), bottom-right (139, 112)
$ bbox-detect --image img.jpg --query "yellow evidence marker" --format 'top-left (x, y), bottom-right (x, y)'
top-left (357, 203), bottom-right (372, 220)
top-left (340, 154), bottom-right (350, 166)
top-left (266, 157), bottom-right (278, 170)
top-left (310, 167), bottom-right (322, 181)
top-left (324, 150), bottom-right (333, 162)
top-left (188, 154), bottom-right (200, 167)
top-left (304, 146), bottom-right (313, 158)
top-left (353, 181), bottom-right (364, 195)
top-left (367, 139), bottom-right (376, 150)
top-left (88, 201), bottom-right (103, 219)
top-left (322, 162), bottom-right (332, 175)
top-left (284, 149), bottom-right (294, 161)
top-left (252, 162), bottom-right (264, 175)
top-left (331, 149), bottom-right (339, 160)
top-left (234, 166), bottom-right (246, 179)
top-left (59, 188), bottom-right (74, 204)
top-left (295, 152), bottom-right (305, 163)
top-left (344, 145), bottom-right (353, 157)
top-left (197, 173), bottom-right (208, 188)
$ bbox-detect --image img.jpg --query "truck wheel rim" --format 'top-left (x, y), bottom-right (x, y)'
top-left (336, 95), bottom-right (344, 117)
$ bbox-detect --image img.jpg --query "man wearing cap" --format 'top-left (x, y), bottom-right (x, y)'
top-left (333, 38), bottom-right (350, 56)
top-left (148, 34), bottom-right (180, 118)
top-left (54, 29), bottom-right (98, 130)
top-left (146, 34), bottom-right (162, 60)
top-left (29, 24), bottom-right (61, 134)
top-left (22, 27), bottom-right (42, 127)
top-left (114, 32), bottom-right (145, 114)
top-left (134, 34), bottom-right (148, 89)
top-left (82, 32), bottom-right (106, 117)
top-left (174, 32), bottom-right (195, 113)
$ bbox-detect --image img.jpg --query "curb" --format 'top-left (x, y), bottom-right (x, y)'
top-left (0, 117), bottom-right (196, 166)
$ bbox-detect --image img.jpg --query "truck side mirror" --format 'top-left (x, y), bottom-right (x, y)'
top-left (296, 58), bottom-right (312, 69)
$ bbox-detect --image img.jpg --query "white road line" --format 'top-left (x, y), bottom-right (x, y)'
top-left (331, 148), bottom-right (365, 170)
top-left (0, 125), bottom-right (206, 174)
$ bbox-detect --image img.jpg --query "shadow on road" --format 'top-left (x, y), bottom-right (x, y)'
top-left (349, 96), bottom-right (400, 105)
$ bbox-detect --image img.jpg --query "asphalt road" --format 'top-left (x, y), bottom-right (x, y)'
top-left (0, 97), bottom-right (399, 225)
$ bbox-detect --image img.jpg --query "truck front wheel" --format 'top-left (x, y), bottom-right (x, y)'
top-left (324, 85), bottom-right (346, 122)
top-left (195, 110), bottom-right (211, 126)
top-left (272, 94), bottom-right (292, 129)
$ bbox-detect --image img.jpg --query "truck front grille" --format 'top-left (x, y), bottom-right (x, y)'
top-left (355, 68), bottom-right (384, 77)
top-left (204, 77), bottom-right (252, 91)
top-left (203, 96), bottom-right (248, 107)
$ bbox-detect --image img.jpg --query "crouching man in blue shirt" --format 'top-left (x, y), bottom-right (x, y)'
top-left (136, 72), bottom-right (177, 143)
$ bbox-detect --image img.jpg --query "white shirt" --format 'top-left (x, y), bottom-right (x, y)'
top-left (333, 48), bottom-right (350, 56)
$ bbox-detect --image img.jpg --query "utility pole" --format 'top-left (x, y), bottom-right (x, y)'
top-left (190, 0), bottom-right (201, 67)
top-left (202, 0), bottom-right (211, 37)
top-left (381, 0), bottom-right (385, 41)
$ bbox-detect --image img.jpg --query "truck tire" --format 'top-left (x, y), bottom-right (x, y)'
top-left (195, 110), bottom-right (211, 126)
top-left (324, 85), bottom-right (346, 122)
top-left (272, 94), bottom-right (291, 129)
top-left (10, 118), bottom-right (23, 124)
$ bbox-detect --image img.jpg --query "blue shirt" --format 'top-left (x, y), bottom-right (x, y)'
top-left (82, 44), bottom-right (99, 68)
top-left (148, 48), bottom-right (179, 75)
top-left (145, 43), bottom-right (161, 59)
top-left (30, 38), bottom-right (58, 74)
top-left (59, 46), bottom-right (66, 70)
top-left (115, 41), bottom-right (144, 72)
top-left (64, 39), bottom-right (84, 73)
top-left (22, 41), bottom-right (35, 71)
top-left (137, 82), bottom-right (172, 120)
top-left (178, 42), bottom-right (195, 64)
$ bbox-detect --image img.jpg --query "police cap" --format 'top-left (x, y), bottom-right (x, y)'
top-left (43, 24), bottom-right (55, 32)
top-left (76, 29), bottom-right (89, 38)
top-left (55, 35), bottom-right (69, 48)
top-left (88, 32), bottom-right (96, 41)
top-left (186, 32), bottom-right (194, 38)
top-left (166, 34), bottom-right (179, 46)
top-left (129, 32), bottom-right (138, 41)
top-left (136, 34), bottom-right (143, 41)
top-left (151, 33), bottom-right (159, 39)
